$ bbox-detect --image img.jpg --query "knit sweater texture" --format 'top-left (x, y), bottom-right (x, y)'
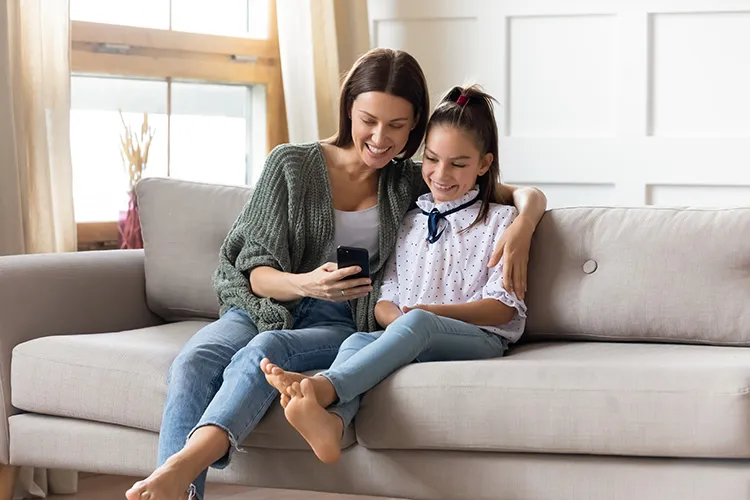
top-left (213, 142), bottom-right (423, 333)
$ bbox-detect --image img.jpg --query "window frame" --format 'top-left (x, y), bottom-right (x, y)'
top-left (72, 0), bottom-right (286, 250)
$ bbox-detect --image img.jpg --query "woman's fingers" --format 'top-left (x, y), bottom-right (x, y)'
top-left (320, 262), bottom-right (338, 272)
top-left (331, 284), bottom-right (372, 301)
top-left (488, 241), bottom-right (505, 268)
top-left (502, 253), bottom-right (513, 293)
top-left (518, 261), bottom-right (528, 300)
top-left (340, 277), bottom-right (372, 290)
top-left (329, 265), bottom-right (365, 282)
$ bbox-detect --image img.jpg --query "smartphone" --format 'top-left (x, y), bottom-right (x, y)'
top-left (336, 246), bottom-right (370, 280)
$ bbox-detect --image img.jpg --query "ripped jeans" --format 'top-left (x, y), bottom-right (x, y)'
top-left (157, 299), bottom-right (355, 500)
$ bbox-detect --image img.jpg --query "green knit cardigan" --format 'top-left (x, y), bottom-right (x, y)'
top-left (212, 142), bottom-right (423, 333)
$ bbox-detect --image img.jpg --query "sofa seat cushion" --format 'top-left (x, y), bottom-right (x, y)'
top-left (11, 322), bottom-right (355, 450)
top-left (354, 341), bottom-right (750, 458)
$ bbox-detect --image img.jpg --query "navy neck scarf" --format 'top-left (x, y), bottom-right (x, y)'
top-left (420, 194), bottom-right (480, 244)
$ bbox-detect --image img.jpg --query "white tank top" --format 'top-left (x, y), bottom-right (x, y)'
top-left (330, 205), bottom-right (380, 264)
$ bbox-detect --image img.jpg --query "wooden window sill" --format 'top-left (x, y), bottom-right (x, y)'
top-left (77, 221), bottom-right (120, 251)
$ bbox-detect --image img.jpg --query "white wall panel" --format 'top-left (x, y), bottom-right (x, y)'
top-left (651, 12), bottom-right (750, 137)
top-left (517, 182), bottom-right (617, 208)
top-left (647, 184), bottom-right (750, 207)
top-left (368, 0), bottom-right (750, 208)
top-left (373, 18), bottom-right (480, 108)
top-left (509, 15), bottom-right (617, 137)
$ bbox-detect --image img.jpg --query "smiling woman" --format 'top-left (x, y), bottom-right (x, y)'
top-left (124, 48), bottom-right (547, 500)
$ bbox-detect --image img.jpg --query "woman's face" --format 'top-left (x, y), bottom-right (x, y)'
top-left (350, 91), bottom-right (415, 170)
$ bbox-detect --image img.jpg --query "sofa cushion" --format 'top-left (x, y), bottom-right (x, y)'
top-left (525, 207), bottom-right (750, 345)
top-left (354, 341), bottom-right (750, 459)
top-left (11, 322), bottom-right (356, 450)
top-left (136, 178), bottom-right (253, 321)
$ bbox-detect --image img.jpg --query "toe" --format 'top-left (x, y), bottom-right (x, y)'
top-left (260, 358), bottom-right (271, 374)
top-left (289, 382), bottom-right (301, 397)
top-left (125, 482), bottom-right (144, 500)
top-left (300, 378), bottom-right (315, 397)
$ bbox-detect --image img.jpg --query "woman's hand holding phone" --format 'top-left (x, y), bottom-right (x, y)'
top-left (296, 262), bottom-right (373, 302)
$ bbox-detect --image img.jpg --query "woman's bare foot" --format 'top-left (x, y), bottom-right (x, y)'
top-left (125, 458), bottom-right (193, 500)
top-left (284, 379), bottom-right (344, 464)
top-left (260, 358), bottom-right (306, 396)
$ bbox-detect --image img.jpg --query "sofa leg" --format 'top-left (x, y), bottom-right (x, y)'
top-left (0, 464), bottom-right (18, 500)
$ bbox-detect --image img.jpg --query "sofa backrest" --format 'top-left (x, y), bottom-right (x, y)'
top-left (524, 206), bottom-right (750, 345)
top-left (137, 177), bottom-right (750, 345)
top-left (136, 177), bottom-right (252, 321)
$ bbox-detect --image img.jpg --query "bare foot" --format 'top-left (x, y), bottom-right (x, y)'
top-left (260, 358), bottom-right (306, 396)
top-left (280, 393), bottom-right (290, 408)
top-left (125, 459), bottom-right (193, 500)
top-left (284, 379), bottom-right (344, 464)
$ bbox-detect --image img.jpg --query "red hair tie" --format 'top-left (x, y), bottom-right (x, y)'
top-left (456, 94), bottom-right (469, 106)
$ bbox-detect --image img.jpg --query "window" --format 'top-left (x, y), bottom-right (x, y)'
top-left (71, 0), bottom-right (285, 247)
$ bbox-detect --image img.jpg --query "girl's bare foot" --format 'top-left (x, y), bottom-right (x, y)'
top-left (261, 359), bottom-right (339, 408)
top-left (125, 458), bottom-right (193, 500)
top-left (260, 358), bottom-right (306, 395)
top-left (284, 379), bottom-right (344, 464)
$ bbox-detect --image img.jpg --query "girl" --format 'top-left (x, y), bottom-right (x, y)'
top-left (263, 85), bottom-right (527, 464)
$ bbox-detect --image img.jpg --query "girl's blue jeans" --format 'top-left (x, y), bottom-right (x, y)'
top-left (321, 308), bottom-right (509, 428)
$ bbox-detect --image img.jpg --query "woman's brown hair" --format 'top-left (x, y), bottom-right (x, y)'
top-left (331, 48), bottom-right (429, 160)
top-left (425, 85), bottom-right (502, 229)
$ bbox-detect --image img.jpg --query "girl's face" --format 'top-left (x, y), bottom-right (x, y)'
top-left (350, 91), bottom-right (415, 170)
top-left (422, 125), bottom-right (492, 203)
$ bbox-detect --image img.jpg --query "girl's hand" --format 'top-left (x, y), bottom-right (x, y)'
top-left (375, 301), bottom-right (404, 328)
top-left (487, 214), bottom-right (535, 301)
top-left (296, 262), bottom-right (373, 302)
top-left (402, 304), bottom-right (431, 313)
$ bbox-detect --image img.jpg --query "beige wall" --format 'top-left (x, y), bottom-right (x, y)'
top-left (333, 0), bottom-right (370, 73)
top-left (0, 0), bottom-right (25, 255)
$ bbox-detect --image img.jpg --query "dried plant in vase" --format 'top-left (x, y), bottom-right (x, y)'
top-left (118, 110), bottom-right (155, 249)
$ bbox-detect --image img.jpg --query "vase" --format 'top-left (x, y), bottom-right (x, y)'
top-left (119, 190), bottom-right (143, 249)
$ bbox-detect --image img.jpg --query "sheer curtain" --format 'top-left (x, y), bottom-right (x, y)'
top-left (0, 0), bottom-right (76, 256)
top-left (1, 0), bottom-right (78, 496)
top-left (275, 0), bottom-right (370, 143)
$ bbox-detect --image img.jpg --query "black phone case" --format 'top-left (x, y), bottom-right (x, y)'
top-left (337, 246), bottom-right (370, 279)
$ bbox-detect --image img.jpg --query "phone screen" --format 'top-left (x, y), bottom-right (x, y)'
top-left (336, 246), bottom-right (370, 279)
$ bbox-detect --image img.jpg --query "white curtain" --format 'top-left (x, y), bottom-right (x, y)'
top-left (275, 0), bottom-right (370, 143)
top-left (0, 0), bottom-right (77, 495)
top-left (0, 0), bottom-right (76, 256)
top-left (14, 469), bottom-right (77, 500)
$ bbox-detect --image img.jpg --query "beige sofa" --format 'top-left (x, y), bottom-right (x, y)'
top-left (3, 177), bottom-right (750, 500)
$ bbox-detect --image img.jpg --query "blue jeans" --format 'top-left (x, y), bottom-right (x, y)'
top-left (321, 309), bottom-right (509, 428)
top-left (157, 298), bottom-right (355, 500)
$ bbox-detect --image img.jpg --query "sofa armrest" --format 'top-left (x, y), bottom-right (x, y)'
top-left (0, 250), bottom-right (162, 463)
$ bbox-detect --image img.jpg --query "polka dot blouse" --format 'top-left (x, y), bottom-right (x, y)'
top-left (378, 187), bottom-right (527, 342)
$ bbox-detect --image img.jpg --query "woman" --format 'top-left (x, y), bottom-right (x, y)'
top-left (126, 48), bottom-right (546, 500)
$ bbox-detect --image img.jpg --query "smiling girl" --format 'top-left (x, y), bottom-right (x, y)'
top-left (264, 85), bottom-right (527, 464)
